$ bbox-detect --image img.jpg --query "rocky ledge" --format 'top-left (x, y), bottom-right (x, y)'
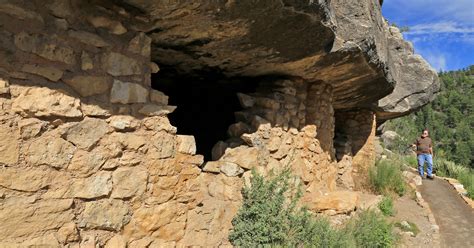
top-left (123, 0), bottom-right (439, 119)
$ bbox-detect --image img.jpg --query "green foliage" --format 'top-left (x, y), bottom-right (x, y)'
top-left (369, 159), bottom-right (406, 196)
top-left (435, 157), bottom-right (474, 199)
top-left (344, 210), bottom-right (397, 248)
top-left (228, 169), bottom-right (352, 247)
top-left (385, 66), bottom-right (474, 167)
top-left (389, 22), bottom-right (410, 33)
top-left (378, 196), bottom-right (395, 216)
top-left (394, 221), bottom-right (420, 236)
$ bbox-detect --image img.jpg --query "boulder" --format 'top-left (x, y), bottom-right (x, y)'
top-left (176, 135), bottom-right (196, 155)
top-left (221, 146), bottom-right (260, 169)
top-left (310, 191), bottom-right (360, 214)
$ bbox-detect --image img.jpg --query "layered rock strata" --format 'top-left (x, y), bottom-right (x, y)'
top-left (0, 0), bottom-right (438, 247)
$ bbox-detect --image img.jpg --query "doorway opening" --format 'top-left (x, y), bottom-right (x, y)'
top-left (151, 67), bottom-right (258, 160)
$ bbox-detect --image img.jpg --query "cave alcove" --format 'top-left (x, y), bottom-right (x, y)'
top-left (151, 67), bottom-right (258, 161)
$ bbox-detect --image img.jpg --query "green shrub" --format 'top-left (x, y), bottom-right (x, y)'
top-left (344, 210), bottom-right (397, 248)
top-left (229, 169), bottom-right (353, 247)
top-left (435, 157), bottom-right (474, 199)
top-left (402, 155), bottom-right (418, 168)
top-left (369, 160), bottom-right (406, 196)
top-left (457, 171), bottom-right (474, 199)
top-left (378, 196), bottom-right (395, 216)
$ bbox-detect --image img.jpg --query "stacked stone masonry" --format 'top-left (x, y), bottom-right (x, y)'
top-left (0, 1), bottom-right (397, 247)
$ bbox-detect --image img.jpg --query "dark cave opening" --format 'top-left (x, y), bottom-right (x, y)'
top-left (151, 67), bottom-right (258, 161)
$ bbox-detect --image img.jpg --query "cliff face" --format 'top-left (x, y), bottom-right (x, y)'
top-left (124, 0), bottom-right (439, 115)
top-left (0, 0), bottom-right (438, 247)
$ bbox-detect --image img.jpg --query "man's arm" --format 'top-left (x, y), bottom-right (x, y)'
top-left (429, 139), bottom-right (433, 155)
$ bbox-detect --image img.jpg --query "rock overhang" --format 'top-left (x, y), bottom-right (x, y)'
top-left (120, 0), bottom-right (438, 119)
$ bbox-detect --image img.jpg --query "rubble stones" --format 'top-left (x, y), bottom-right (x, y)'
top-left (14, 32), bottom-right (75, 65)
top-left (103, 52), bottom-right (141, 76)
top-left (63, 118), bottom-right (109, 150)
top-left (110, 80), bottom-right (148, 104)
top-left (112, 167), bottom-right (148, 199)
top-left (0, 124), bottom-right (19, 164)
top-left (80, 199), bottom-right (130, 231)
top-left (12, 87), bottom-right (82, 118)
top-left (64, 76), bottom-right (111, 97)
top-left (26, 135), bottom-right (76, 168)
top-left (21, 64), bottom-right (63, 82)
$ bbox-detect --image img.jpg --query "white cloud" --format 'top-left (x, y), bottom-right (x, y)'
top-left (423, 51), bottom-right (447, 71)
top-left (385, 0), bottom-right (474, 24)
top-left (407, 21), bottom-right (474, 35)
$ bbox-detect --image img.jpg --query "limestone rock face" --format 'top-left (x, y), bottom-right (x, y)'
top-left (26, 135), bottom-right (76, 168)
top-left (12, 87), bottom-right (82, 118)
top-left (112, 167), bottom-right (148, 199)
top-left (80, 199), bottom-right (130, 231)
top-left (375, 27), bottom-right (441, 120)
top-left (64, 76), bottom-right (112, 97)
top-left (0, 1), bottom-right (441, 247)
top-left (103, 52), bottom-right (141, 76)
top-left (14, 32), bottom-right (75, 65)
top-left (123, 0), bottom-right (438, 116)
top-left (21, 64), bottom-right (63, 82)
top-left (110, 80), bottom-right (149, 104)
top-left (0, 124), bottom-right (19, 165)
top-left (63, 118), bottom-right (109, 150)
top-left (0, 198), bottom-right (74, 240)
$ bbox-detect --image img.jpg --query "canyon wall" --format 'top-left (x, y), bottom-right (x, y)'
top-left (0, 0), bottom-right (438, 247)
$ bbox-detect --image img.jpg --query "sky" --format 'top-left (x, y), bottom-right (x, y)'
top-left (382, 0), bottom-right (474, 71)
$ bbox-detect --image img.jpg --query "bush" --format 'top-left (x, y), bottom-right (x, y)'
top-left (435, 157), bottom-right (474, 199)
top-left (229, 169), bottom-right (353, 247)
top-left (378, 196), bottom-right (395, 216)
top-left (344, 210), bottom-right (397, 248)
top-left (369, 160), bottom-right (406, 196)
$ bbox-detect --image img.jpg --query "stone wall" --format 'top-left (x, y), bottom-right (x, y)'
top-left (335, 110), bottom-right (377, 190)
top-left (0, 1), bottom-right (379, 247)
top-left (213, 79), bottom-right (338, 195)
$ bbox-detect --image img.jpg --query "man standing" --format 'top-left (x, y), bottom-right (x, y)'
top-left (413, 129), bottom-right (434, 179)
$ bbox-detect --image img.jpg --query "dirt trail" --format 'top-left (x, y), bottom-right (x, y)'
top-left (420, 178), bottom-right (474, 247)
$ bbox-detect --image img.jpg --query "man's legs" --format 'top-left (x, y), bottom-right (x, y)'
top-left (417, 154), bottom-right (425, 177)
top-left (426, 154), bottom-right (433, 177)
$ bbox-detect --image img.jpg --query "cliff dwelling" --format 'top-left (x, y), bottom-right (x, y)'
top-left (0, 0), bottom-right (440, 247)
top-left (151, 68), bottom-right (259, 160)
